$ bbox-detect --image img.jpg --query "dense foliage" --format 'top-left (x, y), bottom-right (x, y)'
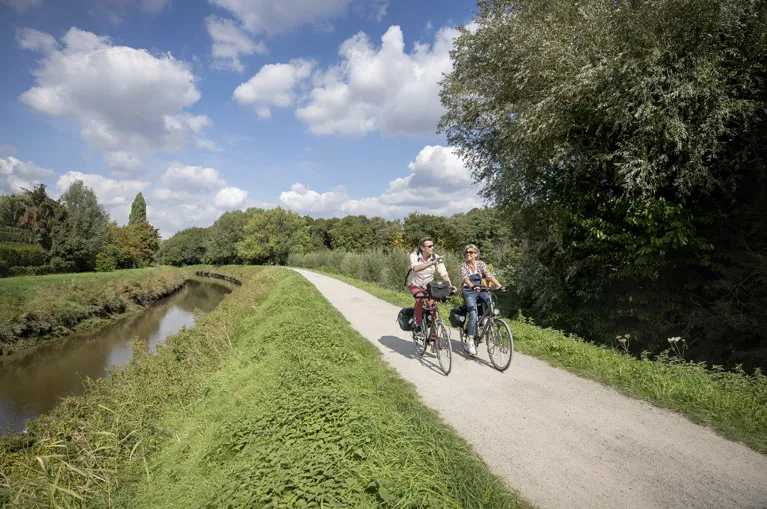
top-left (155, 226), bottom-right (209, 266)
top-left (0, 184), bottom-right (160, 276)
top-left (439, 0), bottom-right (767, 370)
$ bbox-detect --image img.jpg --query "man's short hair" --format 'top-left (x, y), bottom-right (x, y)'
top-left (418, 236), bottom-right (434, 248)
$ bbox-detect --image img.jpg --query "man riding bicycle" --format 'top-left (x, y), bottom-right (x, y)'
top-left (460, 243), bottom-right (505, 355)
top-left (407, 236), bottom-right (456, 335)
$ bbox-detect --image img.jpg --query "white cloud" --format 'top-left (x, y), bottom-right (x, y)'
top-left (209, 0), bottom-right (353, 36)
top-left (16, 28), bottom-right (58, 54)
top-left (104, 151), bottom-right (144, 176)
top-left (18, 27), bottom-right (212, 176)
top-left (233, 59), bottom-right (314, 119)
top-left (2, 0), bottom-right (42, 12)
top-left (295, 25), bottom-right (457, 137)
top-left (215, 186), bottom-right (248, 208)
top-left (0, 156), bottom-right (55, 194)
top-left (0, 144), bottom-right (17, 155)
top-left (279, 145), bottom-right (482, 218)
top-left (55, 171), bottom-right (150, 210)
top-left (206, 15), bottom-right (268, 72)
top-left (234, 24), bottom-right (458, 137)
top-left (160, 162), bottom-right (226, 191)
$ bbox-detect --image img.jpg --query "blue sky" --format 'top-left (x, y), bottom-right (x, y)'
top-left (0, 0), bottom-right (484, 236)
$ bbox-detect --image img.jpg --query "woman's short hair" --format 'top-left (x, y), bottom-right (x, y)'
top-left (464, 243), bottom-right (480, 257)
top-left (418, 236), bottom-right (434, 248)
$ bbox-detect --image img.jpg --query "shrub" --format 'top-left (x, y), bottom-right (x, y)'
top-left (0, 242), bottom-right (47, 267)
top-left (49, 257), bottom-right (76, 274)
top-left (339, 252), bottom-right (362, 278)
top-left (357, 249), bottom-right (388, 283)
top-left (95, 252), bottom-right (117, 272)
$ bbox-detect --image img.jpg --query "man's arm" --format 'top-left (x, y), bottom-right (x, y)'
top-left (411, 252), bottom-right (433, 272)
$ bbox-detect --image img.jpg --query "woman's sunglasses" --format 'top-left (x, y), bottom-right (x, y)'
top-left (465, 250), bottom-right (476, 254)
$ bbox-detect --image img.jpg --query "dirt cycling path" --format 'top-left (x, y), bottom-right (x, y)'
top-left (293, 269), bottom-right (767, 508)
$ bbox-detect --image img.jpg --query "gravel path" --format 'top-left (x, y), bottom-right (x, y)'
top-left (293, 269), bottom-right (767, 509)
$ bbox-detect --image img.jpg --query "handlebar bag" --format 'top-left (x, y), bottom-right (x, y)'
top-left (428, 280), bottom-right (451, 299)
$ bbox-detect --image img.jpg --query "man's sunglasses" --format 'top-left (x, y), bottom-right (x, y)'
top-left (423, 244), bottom-right (435, 248)
top-left (465, 250), bottom-right (476, 254)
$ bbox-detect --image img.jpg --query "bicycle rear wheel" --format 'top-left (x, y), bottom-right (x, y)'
top-left (435, 322), bottom-right (452, 375)
top-left (487, 318), bottom-right (513, 371)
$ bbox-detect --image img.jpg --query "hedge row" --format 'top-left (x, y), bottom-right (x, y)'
top-left (0, 243), bottom-right (46, 268)
top-left (0, 227), bottom-right (36, 245)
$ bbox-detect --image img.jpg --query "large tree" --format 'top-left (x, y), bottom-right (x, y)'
top-left (129, 192), bottom-right (147, 225)
top-left (237, 208), bottom-right (311, 265)
top-left (440, 0), bottom-right (767, 367)
top-left (19, 184), bottom-right (65, 252)
top-left (52, 180), bottom-right (109, 271)
top-left (203, 209), bottom-right (250, 265)
top-left (156, 227), bottom-right (209, 266)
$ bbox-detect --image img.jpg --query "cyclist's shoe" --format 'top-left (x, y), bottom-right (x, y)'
top-left (467, 340), bottom-right (477, 356)
top-left (413, 325), bottom-right (423, 335)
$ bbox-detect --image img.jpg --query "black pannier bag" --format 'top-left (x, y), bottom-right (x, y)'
top-left (397, 307), bottom-right (415, 331)
top-left (449, 304), bottom-right (468, 328)
top-left (427, 280), bottom-right (451, 299)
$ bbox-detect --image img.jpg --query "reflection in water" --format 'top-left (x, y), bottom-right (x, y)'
top-left (0, 279), bottom-right (232, 433)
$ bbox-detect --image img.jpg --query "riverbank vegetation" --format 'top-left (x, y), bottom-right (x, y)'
top-left (289, 255), bottom-right (767, 454)
top-left (1, 267), bottom-right (526, 507)
top-left (0, 267), bottom-right (193, 355)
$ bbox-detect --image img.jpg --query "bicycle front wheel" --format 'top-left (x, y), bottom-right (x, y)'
top-left (487, 318), bottom-right (513, 371)
top-left (413, 327), bottom-right (426, 356)
top-left (435, 322), bottom-right (452, 375)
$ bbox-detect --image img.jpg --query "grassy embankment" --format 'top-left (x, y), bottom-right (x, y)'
top-left (297, 268), bottom-right (767, 455)
top-left (1, 266), bottom-right (527, 508)
top-left (0, 267), bottom-right (197, 355)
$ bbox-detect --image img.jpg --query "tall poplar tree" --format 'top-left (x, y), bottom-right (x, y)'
top-left (129, 193), bottom-right (147, 225)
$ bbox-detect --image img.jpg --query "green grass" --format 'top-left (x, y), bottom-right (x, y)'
top-left (1, 267), bottom-right (528, 508)
top-left (0, 267), bottom-right (194, 354)
top-left (300, 269), bottom-right (767, 455)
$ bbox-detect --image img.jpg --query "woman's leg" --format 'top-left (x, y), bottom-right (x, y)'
top-left (463, 289), bottom-right (479, 336)
top-left (409, 284), bottom-right (425, 327)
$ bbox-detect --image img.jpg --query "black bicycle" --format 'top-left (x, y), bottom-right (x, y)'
top-left (411, 288), bottom-right (452, 375)
top-left (459, 285), bottom-right (514, 371)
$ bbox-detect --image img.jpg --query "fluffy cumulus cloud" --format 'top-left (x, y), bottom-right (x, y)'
top-left (0, 156), bottom-right (56, 194)
top-left (215, 186), bottom-right (248, 208)
top-left (55, 171), bottom-right (150, 207)
top-left (51, 162), bottom-right (249, 237)
top-left (233, 59), bottom-right (314, 119)
top-left (17, 27), bottom-right (214, 175)
top-left (152, 162), bottom-right (248, 236)
top-left (237, 24), bottom-right (457, 137)
top-left (1, 0), bottom-right (42, 12)
top-left (206, 15), bottom-right (268, 72)
top-left (279, 145), bottom-right (482, 218)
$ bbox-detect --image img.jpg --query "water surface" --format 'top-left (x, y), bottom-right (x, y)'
top-left (0, 279), bottom-right (232, 432)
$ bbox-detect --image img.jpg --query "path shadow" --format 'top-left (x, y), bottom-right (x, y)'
top-left (378, 335), bottom-right (445, 376)
top-left (451, 337), bottom-right (494, 369)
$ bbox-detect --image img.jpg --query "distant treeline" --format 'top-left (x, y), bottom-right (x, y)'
top-left (156, 206), bottom-right (518, 269)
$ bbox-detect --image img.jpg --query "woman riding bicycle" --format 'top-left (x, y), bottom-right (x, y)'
top-left (407, 236), bottom-right (456, 335)
top-left (460, 243), bottom-right (504, 355)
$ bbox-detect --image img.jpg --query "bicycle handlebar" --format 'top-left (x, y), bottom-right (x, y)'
top-left (472, 284), bottom-right (507, 292)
